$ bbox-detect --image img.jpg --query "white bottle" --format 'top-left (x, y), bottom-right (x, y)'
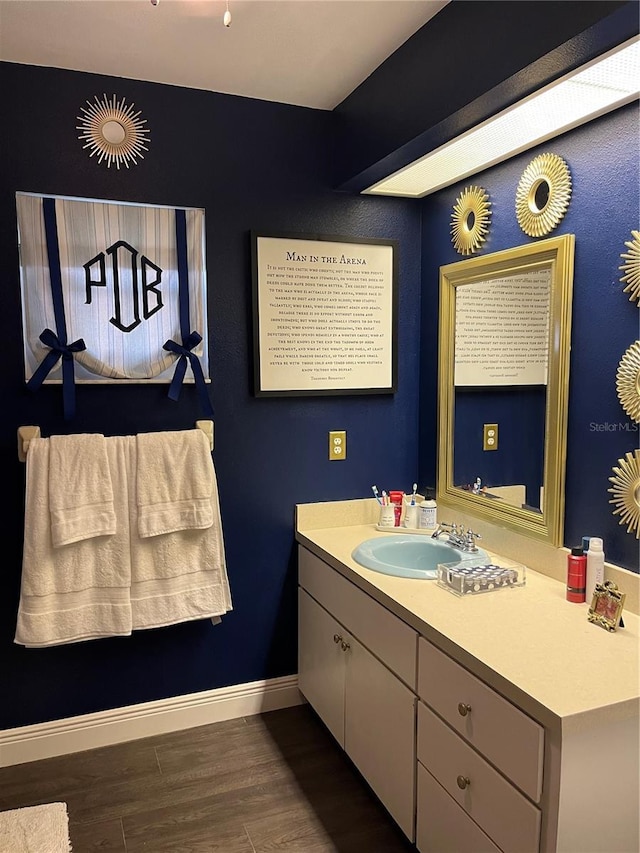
top-left (418, 499), bottom-right (437, 530)
top-left (585, 537), bottom-right (604, 604)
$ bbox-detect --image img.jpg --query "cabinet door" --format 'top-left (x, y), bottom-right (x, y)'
top-left (345, 637), bottom-right (416, 840)
top-left (298, 588), bottom-right (346, 747)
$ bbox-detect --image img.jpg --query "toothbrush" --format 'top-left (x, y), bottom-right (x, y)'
top-left (381, 490), bottom-right (388, 506)
top-left (371, 485), bottom-right (382, 505)
top-left (410, 483), bottom-right (417, 505)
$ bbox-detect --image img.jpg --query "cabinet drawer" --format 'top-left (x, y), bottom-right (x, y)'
top-left (299, 547), bottom-right (417, 688)
top-left (418, 702), bottom-right (541, 853)
top-left (416, 762), bottom-right (501, 853)
top-left (418, 637), bottom-right (543, 802)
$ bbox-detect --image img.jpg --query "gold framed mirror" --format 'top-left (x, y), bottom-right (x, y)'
top-left (437, 235), bottom-right (575, 546)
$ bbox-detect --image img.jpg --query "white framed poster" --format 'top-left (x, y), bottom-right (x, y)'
top-left (252, 231), bottom-right (397, 396)
top-left (454, 268), bottom-right (551, 386)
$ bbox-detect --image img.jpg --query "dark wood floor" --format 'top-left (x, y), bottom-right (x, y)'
top-left (0, 703), bottom-right (417, 852)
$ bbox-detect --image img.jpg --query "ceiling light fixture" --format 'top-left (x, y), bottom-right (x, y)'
top-left (223, 1), bottom-right (232, 27)
top-left (363, 36), bottom-right (640, 199)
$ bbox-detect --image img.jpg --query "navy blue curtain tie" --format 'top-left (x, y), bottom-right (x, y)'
top-left (163, 331), bottom-right (214, 419)
top-left (27, 328), bottom-right (86, 419)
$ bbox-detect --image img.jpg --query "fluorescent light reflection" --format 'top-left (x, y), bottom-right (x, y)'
top-left (364, 37), bottom-right (640, 198)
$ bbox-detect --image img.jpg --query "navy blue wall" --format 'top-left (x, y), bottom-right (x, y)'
top-left (0, 63), bottom-right (422, 728)
top-left (419, 103), bottom-right (640, 572)
top-left (1, 9), bottom-right (638, 733)
top-left (335, 1), bottom-right (634, 191)
top-left (453, 388), bottom-right (546, 508)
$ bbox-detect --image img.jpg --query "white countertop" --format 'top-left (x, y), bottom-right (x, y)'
top-left (296, 502), bottom-right (639, 733)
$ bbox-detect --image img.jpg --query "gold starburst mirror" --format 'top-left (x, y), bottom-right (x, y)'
top-left (619, 229), bottom-right (640, 305)
top-left (77, 94), bottom-right (151, 169)
top-left (609, 449), bottom-right (640, 538)
top-left (616, 341), bottom-right (640, 424)
top-left (451, 186), bottom-right (492, 255)
top-left (515, 153), bottom-right (572, 237)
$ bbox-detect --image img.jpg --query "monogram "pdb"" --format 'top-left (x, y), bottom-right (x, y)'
top-left (84, 239), bottom-right (164, 333)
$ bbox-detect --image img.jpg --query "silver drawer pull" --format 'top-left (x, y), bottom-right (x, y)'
top-left (456, 775), bottom-right (471, 790)
top-left (458, 702), bottom-right (472, 716)
top-left (341, 641), bottom-right (351, 652)
top-left (333, 634), bottom-right (342, 644)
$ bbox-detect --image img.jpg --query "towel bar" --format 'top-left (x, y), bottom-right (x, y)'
top-left (17, 426), bottom-right (41, 461)
top-left (18, 421), bottom-right (214, 460)
top-left (195, 420), bottom-right (214, 452)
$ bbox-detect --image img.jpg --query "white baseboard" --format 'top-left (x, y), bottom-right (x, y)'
top-left (0, 675), bottom-right (304, 768)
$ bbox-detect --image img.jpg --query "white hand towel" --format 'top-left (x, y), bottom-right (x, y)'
top-left (136, 429), bottom-right (214, 537)
top-left (49, 433), bottom-right (116, 547)
top-left (15, 437), bottom-right (132, 648)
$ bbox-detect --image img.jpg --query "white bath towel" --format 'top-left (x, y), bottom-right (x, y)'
top-left (15, 437), bottom-right (132, 647)
top-left (15, 431), bottom-right (231, 647)
top-left (126, 433), bottom-right (232, 630)
top-left (136, 429), bottom-right (214, 537)
top-left (49, 433), bottom-right (116, 547)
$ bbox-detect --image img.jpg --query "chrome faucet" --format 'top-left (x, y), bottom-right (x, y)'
top-left (431, 522), bottom-right (482, 553)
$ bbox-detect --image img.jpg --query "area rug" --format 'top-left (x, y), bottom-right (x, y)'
top-left (0, 802), bottom-right (71, 852)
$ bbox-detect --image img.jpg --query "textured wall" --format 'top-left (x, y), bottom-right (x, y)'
top-left (1, 5), bottom-right (638, 733)
top-left (334, 1), bottom-right (633, 190)
top-left (453, 389), bottom-right (546, 507)
top-left (419, 103), bottom-right (640, 572)
top-left (0, 63), bottom-right (422, 728)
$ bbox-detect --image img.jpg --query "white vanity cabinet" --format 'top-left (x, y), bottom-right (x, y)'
top-left (297, 547), bottom-right (417, 840)
top-left (296, 524), bottom-right (639, 853)
top-left (298, 545), bottom-right (544, 853)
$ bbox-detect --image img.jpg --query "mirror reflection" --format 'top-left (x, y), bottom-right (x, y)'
top-left (437, 235), bottom-right (575, 547)
top-left (453, 268), bottom-right (551, 512)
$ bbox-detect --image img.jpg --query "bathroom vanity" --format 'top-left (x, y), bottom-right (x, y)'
top-left (296, 500), bottom-right (639, 853)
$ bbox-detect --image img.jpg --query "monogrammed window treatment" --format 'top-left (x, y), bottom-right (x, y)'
top-left (17, 193), bottom-right (210, 417)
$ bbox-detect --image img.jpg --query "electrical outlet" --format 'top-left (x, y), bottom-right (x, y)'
top-left (329, 430), bottom-right (346, 461)
top-left (483, 423), bottom-right (498, 451)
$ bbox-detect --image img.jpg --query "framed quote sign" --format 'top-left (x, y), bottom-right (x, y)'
top-left (251, 232), bottom-right (397, 396)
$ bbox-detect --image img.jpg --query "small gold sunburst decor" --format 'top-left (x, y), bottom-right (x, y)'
top-left (515, 153), bottom-right (572, 237)
top-left (76, 94), bottom-right (151, 169)
top-left (616, 340), bottom-right (640, 424)
top-left (451, 186), bottom-right (491, 255)
top-left (608, 449), bottom-right (640, 538)
top-left (619, 229), bottom-right (640, 305)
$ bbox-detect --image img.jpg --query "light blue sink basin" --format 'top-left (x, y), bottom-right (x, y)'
top-left (351, 535), bottom-right (488, 579)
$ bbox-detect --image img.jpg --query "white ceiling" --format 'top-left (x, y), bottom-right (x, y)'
top-left (0, 0), bottom-right (449, 110)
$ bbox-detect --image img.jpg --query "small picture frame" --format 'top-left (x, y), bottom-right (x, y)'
top-left (588, 581), bottom-right (626, 632)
